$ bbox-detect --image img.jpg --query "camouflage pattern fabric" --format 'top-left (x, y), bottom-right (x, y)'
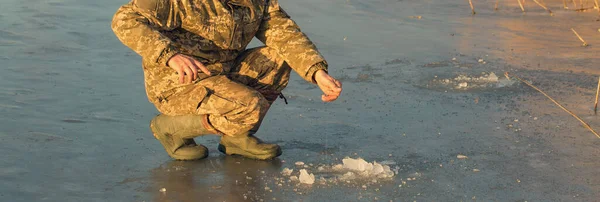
top-left (111, 0), bottom-right (328, 137)
top-left (156, 47), bottom-right (291, 137)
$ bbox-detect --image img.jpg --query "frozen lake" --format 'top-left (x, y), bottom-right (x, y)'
top-left (1, 0), bottom-right (599, 201)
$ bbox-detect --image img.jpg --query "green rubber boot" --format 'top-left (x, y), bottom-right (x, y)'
top-left (218, 135), bottom-right (282, 160)
top-left (150, 114), bottom-right (213, 160)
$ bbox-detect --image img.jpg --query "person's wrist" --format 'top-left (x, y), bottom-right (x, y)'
top-left (314, 70), bottom-right (327, 83)
top-left (308, 62), bottom-right (328, 83)
top-left (161, 45), bottom-right (180, 67)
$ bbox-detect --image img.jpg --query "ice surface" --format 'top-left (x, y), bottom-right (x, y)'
top-left (298, 169), bottom-right (315, 184)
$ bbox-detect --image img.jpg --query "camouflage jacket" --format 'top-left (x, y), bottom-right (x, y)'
top-left (111, 0), bottom-right (328, 104)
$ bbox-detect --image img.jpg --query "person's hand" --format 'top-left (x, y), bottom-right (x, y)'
top-left (314, 70), bottom-right (342, 102)
top-left (167, 54), bottom-right (211, 84)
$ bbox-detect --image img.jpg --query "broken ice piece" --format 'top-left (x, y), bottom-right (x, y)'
top-left (473, 169), bottom-right (480, 172)
top-left (342, 157), bottom-right (372, 172)
top-left (371, 162), bottom-right (385, 175)
top-left (478, 59), bottom-right (484, 63)
top-left (295, 161), bottom-right (305, 166)
top-left (159, 188), bottom-right (166, 193)
top-left (290, 176), bottom-right (299, 181)
top-left (457, 154), bottom-right (468, 159)
top-left (281, 168), bottom-right (293, 176)
top-left (339, 172), bottom-right (356, 181)
top-left (488, 72), bottom-right (498, 82)
top-left (298, 169), bottom-right (315, 185)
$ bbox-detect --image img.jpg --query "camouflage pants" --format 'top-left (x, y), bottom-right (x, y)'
top-left (155, 47), bottom-right (291, 137)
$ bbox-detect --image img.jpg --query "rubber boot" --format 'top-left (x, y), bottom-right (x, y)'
top-left (218, 135), bottom-right (282, 160)
top-left (150, 114), bottom-right (213, 160)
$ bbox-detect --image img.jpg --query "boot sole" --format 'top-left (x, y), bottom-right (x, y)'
top-left (218, 144), bottom-right (282, 160)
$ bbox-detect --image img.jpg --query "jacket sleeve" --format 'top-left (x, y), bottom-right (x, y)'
top-left (255, 0), bottom-right (328, 83)
top-left (111, 2), bottom-right (180, 66)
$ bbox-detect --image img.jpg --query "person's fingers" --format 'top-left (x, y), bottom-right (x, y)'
top-left (183, 67), bottom-right (193, 84)
top-left (181, 58), bottom-right (197, 82)
top-left (331, 86), bottom-right (342, 93)
top-left (331, 89), bottom-right (341, 97)
top-left (334, 80), bottom-right (342, 88)
top-left (322, 94), bottom-right (339, 102)
top-left (189, 62), bottom-right (199, 81)
top-left (176, 68), bottom-right (185, 84)
top-left (193, 59), bottom-right (211, 76)
top-left (324, 82), bottom-right (341, 92)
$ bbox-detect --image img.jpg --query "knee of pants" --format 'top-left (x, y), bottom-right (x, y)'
top-left (221, 92), bottom-right (269, 136)
top-left (218, 90), bottom-right (269, 125)
top-left (245, 92), bottom-right (270, 121)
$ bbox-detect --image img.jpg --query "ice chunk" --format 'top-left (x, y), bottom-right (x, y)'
top-left (487, 72), bottom-right (498, 82)
top-left (295, 161), bottom-right (305, 166)
top-left (341, 157), bottom-right (395, 178)
top-left (339, 172), bottom-right (356, 181)
top-left (371, 162), bottom-right (385, 175)
top-left (281, 168), bottom-right (293, 176)
top-left (318, 177), bottom-right (327, 184)
top-left (299, 169), bottom-right (315, 185)
top-left (342, 157), bottom-right (373, 172)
